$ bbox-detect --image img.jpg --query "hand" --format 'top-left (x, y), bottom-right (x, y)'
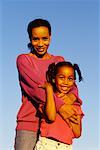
top-left (57, 93), bottom-right (76, 105)
top-left (69, 115), bottom-right (80, 124)
top-left (59, 104), bottom-right (78, 124)
top-left (38, 82), bottom-right (52, 90)
top-left (57, 93), bottom-right (72, 104)
top-left (70, 114), bottom-right (81, 124)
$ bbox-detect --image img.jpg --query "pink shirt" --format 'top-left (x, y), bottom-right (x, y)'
top-left (40, 93), bottom-right (84, 144)
top-left (16, 53), bottom-right (65, 132)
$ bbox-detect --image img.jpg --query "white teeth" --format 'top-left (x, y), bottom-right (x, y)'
top-left (61, 87), bottom-right (68, 90)
top-left (38, 49), bottom-right (44, 51)
top-left (38, 49), bottom-right (43, 50)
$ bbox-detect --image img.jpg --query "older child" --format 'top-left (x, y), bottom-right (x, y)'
top-left (35, 61), bottom-right (84, 150)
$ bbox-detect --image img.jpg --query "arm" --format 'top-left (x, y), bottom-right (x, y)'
top-left (70, 105), bottom-right (84, 138)
top-left (57, 93), bottom-right (77, 105)
top-left (17, 54), bottom-right (64, 109)
top-left (45, 83), bottom-right (56, 121)
top-left (58, 84), bottom-right (82, 123)
top-left (59, 104), bottom-right (83, 137)
top-left (59, 94), bottom-right (84, 137)
top-left (39, 82), bottom-right (78, 123)
top-left (59, 104), bottom-right (78, 124)
top-left (17, 54), bottom-right (46, 103)
top-left (69, 115), bottom-right (82, 138)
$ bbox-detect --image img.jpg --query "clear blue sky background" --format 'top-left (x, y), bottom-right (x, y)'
top-left (0, 0), bottom-right (99, 150)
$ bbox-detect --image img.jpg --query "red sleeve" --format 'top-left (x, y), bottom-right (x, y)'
top-left (17, 54), bottom-right (46, 104)
top-left (55, 56), bottom-right (65, 63)
top-left (16, 54), bottom-right (65, 108)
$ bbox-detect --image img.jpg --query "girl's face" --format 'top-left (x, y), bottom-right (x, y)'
top-left (31, 26), bottom-right (51, 57)
top-left (55, 66), bottom-right (75, 94)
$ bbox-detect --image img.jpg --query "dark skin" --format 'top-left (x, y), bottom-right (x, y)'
top-left (31, 26), bottom-right (80, 131)
top-left (58, 93), bottom-right (79, 124)
top-left (39, 82), bottom-right (82, 138)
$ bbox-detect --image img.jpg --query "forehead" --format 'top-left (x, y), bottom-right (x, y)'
top-left (32, 26), bottom-right (50, 36)
top-left (57, 66), bottom-right (74, 75)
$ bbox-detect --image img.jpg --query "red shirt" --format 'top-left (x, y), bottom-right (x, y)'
top-left (16, 53), bottom-right (65, 132)
top-left (40, 97), bottom-right (84, 144)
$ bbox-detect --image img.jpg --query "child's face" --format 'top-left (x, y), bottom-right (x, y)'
top-left (31, 26), bottom-right (51, 57)
top-left (55, 66), bottom-right (75, 94)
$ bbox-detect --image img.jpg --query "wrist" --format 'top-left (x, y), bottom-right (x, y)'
top-left (46, 84), bottom-right (53, 92)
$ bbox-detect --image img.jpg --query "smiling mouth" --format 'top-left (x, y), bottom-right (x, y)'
top-left (60, 86), bottom-right (70, 92)
top-left (61, 88), bottom-right (68, 92)
top-left (37, 49), bottom-right (45, 52)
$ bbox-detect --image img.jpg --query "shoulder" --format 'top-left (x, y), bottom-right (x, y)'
top-left (52, 55), bottom-right (65, 62)
top-left (16, 53), bottom-right (28, 61)
top-left (16, 53), bottom-right (31, 66)
top-left (16, 53), bottom-right (32, 62)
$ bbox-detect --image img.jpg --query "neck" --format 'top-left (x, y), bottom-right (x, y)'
top-left (31, 52), bottom-right (52, 60)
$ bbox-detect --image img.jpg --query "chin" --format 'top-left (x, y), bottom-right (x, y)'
top-left (62, 92), bottom-right (68, 94)
top-left (60, 90), bottom-right (70, 94)
top-left (33, 49), bottom-right (47, 58)
top-left (36, 52), bottom-right (46, 58)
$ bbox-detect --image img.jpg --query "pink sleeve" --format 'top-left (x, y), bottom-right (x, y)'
top-left (17, 54), bottom-right (45, 104)
top-left (53, 94), bottom-right (64, 111)
top-left (16, 54), bottom-right (64, 109)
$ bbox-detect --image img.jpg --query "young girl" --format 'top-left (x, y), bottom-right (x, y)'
top-left (35, 61), bottom-right (84, 150)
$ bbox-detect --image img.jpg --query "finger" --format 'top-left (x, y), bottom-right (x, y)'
top-left (66, 119), bottom-right (72, 129)
top-left (71, 114), bottom-right (78, 120)
top-left (38, 84), bottom-right (45, 89)
top-left (69, 117), bottom-right (79, 124)
top-left (72, 107), bottom-right (78, 114)
top-left (58, 94), bottom-right (67, 101)
top-left (57, 93), bottom-right (64, 98)
top-left (38, 84), bottom-right (42, 87)
top-left (38, 85), bottom-right (43, 88)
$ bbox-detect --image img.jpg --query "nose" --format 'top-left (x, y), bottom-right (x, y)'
top-left (64, 79), bottom-right (69, 85)
top-left (38, 39), bottom-right (43, 47)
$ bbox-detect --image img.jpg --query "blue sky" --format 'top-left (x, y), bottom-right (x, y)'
top-left (0, 0), bottom-right (99, 150)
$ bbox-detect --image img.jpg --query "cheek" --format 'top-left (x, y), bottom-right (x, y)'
top-left (31, 41), bottom-right (37, 46)
top-left (45, 37), bottom-right (51, 45)
top-left (44, 40), bottom-right (50, 46)
top-left (55, 81), bottom-right (61, 91)
top-left (55, 79), bottom-right (62, 87)
top-left (69, 81), bottom-right (74, 86)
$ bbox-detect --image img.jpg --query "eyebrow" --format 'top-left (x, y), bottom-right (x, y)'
top-left (57, 74), bottom-right (65, 76)
top-left (32, 36), bottom-right (49, 38)
top-left (57, 74), bottom-right (74, 77)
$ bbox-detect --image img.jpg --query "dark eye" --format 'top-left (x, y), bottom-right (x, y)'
top-left (42, 37), bottom-right (48, 40)
top-left (59, 76), bottom-right (64, 79)
top-left (68, 77), bottom-right (74, 81)
top-left (32, 37), bottom-right (39, 41)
